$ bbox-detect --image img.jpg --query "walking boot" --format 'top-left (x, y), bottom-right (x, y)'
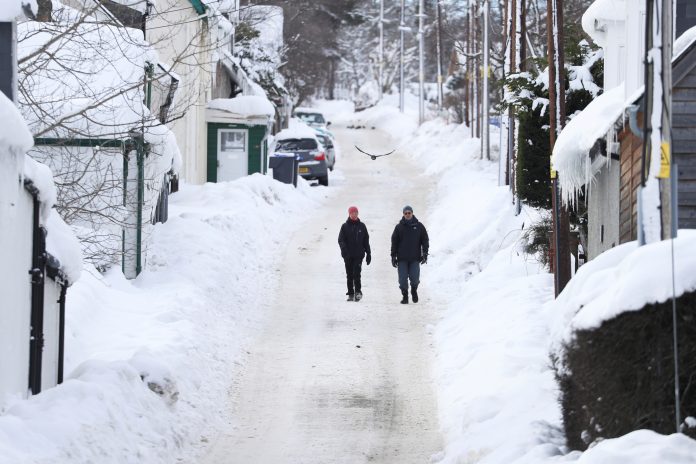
top-left (347, 294), bottom-right (355, 301)
top-left (400, 289), bottom-right (409, 304)
top-left (355, 291), bottom-right (363, 301)
top-left (411, 286), bottom-right (419, 303)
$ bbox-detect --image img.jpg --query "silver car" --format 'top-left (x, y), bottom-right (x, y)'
top-left (315, 133), bottom-right (336, 171)
top-left (274, 137), bottom-right (329, 186)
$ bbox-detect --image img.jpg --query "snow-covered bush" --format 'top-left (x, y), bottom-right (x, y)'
top-left (554, 290), bottom-right (696, 450)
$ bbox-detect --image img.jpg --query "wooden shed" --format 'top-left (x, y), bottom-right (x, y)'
top-left (672, 40), bottom-right (696, 228)
top-left (618, 37), bottom-right (696, 243)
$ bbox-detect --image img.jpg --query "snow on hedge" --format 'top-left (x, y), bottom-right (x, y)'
top-left (551, 83), bottom-right (626, 204)
top-left (552, 230), bottom-right (696, 345)
top-left (207, 95), bottom-right (274, 118)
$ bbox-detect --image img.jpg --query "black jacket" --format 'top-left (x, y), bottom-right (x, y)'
top-left (391, 216), bottom-right (429, 262)
top-left (338, 218), bottom-right (371, 259)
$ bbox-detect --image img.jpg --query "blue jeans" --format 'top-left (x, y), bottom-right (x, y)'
top-left (397, 260), bottom-right (420, 290)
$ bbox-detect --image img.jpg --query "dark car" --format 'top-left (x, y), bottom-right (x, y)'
top-left (274, 137), bottom-right (329, 186)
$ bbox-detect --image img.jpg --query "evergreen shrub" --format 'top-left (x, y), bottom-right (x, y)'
top-left (554, 291), bottom-right (696, 450)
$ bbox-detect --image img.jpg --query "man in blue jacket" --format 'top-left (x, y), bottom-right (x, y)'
top-left (338, 206), bottom-right (371, 301)
top-left (391, 205), bottom-right (429, 304)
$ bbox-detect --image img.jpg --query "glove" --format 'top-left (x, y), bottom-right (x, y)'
top-left (391, 256), bottom-right (398, 268)
top-left (341, 248), bottom-right (347, 259)
top-left (420, 255), bottom-right (428, 265)
top-left (366, 254), bottom-right (371, 265)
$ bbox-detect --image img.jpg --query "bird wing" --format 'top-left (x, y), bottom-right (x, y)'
top-left (354, 145), bottom-right (395, 158)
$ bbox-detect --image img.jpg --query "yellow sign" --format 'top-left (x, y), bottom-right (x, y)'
top-left (550, 158), bottom-right (557, 179)
top-left (658, 141), bottom-right (671, 178)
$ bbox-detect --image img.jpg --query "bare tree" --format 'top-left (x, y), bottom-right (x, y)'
top-left (17, 0), bottom-right (236, 270)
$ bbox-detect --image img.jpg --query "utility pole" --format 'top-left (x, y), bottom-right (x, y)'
top-left (418, 0), bottom-right (425, 124)
top-left (379, 0), bottom-right (384, 101)
top-left (481, 0), bottom-right (490, 160)
top-left (547, 0), bottom-right (571, 296)
top-left (641, 0), bottom-right (674, 243)
top-left (399, 0), bottom-right (406, 113)
top-left (435, 0), bottom-right (444, 110)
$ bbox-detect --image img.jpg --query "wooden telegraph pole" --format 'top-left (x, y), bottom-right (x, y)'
top-left (547, 0), bottom-right (571, 296)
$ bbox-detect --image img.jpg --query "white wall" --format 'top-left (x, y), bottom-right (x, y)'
top-left (148, 0), bottom-right (213, 185)
top-left (588, 158), bottom-right (621, 259)
top-left (0, 153), bottom-right (33, 400)
top-left (624, 3), bottom-right (647, 99)
top-left (41, 278), bottom-right (63, 392)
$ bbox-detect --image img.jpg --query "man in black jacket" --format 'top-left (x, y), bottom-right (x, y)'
top-left (338, 206), bottom-right (371, 301)
top-left (391, 205), bottom-right (429, 304)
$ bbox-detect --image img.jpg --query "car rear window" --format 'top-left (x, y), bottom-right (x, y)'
top-left (276, 138), bottom-right (318, 150)
top-left (295, 112), bottom-right (326, 124)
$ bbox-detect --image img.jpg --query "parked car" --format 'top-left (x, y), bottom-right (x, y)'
top-left (315, 132), bottom-right (336, 171)
top-left (274, 127), bottom-right (329, 186)
top-left (293, 107), bottom-right (330, 129)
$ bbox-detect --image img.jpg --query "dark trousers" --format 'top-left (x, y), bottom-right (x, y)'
top-left (397, 260), bottom-right (420, 290)
top-left (344, 257), bottom-right (363, 295)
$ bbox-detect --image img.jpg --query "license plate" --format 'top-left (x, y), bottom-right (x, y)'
top-left (298, 167), bottom-right (309, 174)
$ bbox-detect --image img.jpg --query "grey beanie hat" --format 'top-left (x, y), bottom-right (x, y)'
top-left (402, 205), bottom-right (413, 213)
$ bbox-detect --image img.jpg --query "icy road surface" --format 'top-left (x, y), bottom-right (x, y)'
top-left (202, 127), bottom-right (442, 463)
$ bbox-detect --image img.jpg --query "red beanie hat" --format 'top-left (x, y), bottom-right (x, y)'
top-left (348, 206), bottom-right (359, 214)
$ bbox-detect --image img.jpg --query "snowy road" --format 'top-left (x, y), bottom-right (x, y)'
top-left (201, 127), bottom-right (442, 463)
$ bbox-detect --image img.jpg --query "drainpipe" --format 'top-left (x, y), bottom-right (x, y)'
top-left (137, 137), bottom-right (144, 276)
top-left (57, 280), bottom-right (67, 384)
top-left (26, 185), bottom-right (46, 395)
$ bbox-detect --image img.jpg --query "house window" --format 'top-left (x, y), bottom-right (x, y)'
top-left (220, 130), bottom-right (246, 152)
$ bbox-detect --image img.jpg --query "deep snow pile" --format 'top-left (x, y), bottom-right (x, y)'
top-left (0, 175), bottom-right (322, 463)
top-left (347, 98), bottom-right (696, 463)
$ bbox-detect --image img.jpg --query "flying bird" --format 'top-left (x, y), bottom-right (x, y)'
top-left (355, 145), bottom-right (395, 160)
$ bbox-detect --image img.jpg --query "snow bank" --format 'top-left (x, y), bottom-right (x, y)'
top-left (332, 99), bottom-right (419, 140)
top-left (207, 95), bottom-right (275, 118)
top-left (364, 99), bottom-right (696, 463)
top-left (0, 174), bottom-right (323, 463)
top-left (551, 84), bottom-right (626, 204)
top-left (552, 230), bottom-right (696, 343)
top-left (573, 430), bottom-right (696, 463)
top-left (310, 99), bottom-right (355, 120)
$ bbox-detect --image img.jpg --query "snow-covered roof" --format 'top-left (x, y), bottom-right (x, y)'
top-left (581, 0), bottom-right (625, 47)
top-left (0, 92), bottom-right (34, 156)
top-left (0, 0), bottom-right (37, 20)
top-left (275, 119), bottom-right (319, 141)
top-left (17, 20), bottom-right (180, 173)
top-left (674, 25), bottom-right (696, 63)
top-left (551, 84), bottom-right (627, 204)
top-left (553, 230), bottom-right (696, 344)
top-left (207, 96), bottom-right (275, 118)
